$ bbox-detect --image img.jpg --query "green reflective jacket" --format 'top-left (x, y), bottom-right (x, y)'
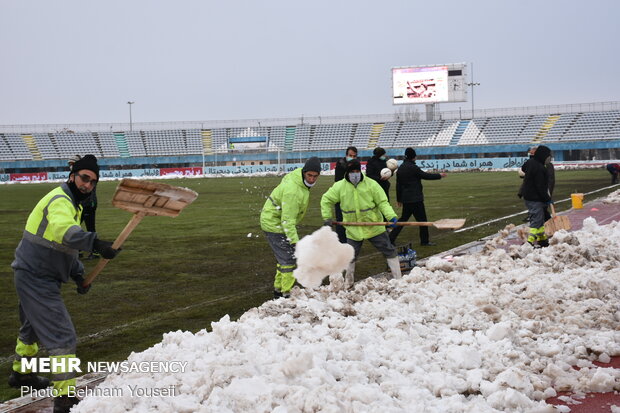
top-left (260, 168), bottom-right (311, 244)
top-left (321, 175), bottom-right (396, 241)
top-left (12, 183), bottom-right (95, 282)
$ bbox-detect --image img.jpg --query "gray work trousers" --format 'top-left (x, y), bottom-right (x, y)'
top-left (525, 200), bottom-right (547, 229)
top-left (348, 232), bottom-right (397, 261)
top-left (14, 270), bottom-right (77, 355)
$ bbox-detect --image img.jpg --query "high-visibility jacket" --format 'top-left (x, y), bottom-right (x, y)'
top-left (12, 183), bottom-right (96, 282)
top-left (260, 168), bottom-right (311, 244)
top-left (321, 174), bottom-right (397, 241)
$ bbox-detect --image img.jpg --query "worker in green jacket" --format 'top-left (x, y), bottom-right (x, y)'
top-left (260, 157), bottom-right (321, 298)
top-left (321, 158), bottom-right (401, 289)
top-left (9, 155), bottom-right (119, 413)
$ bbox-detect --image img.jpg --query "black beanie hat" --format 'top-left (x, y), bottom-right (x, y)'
top-left (373, 147), bottom-right (386, 157)
top-left (346, 158), bottom-right (361, 172)
top-left (72, 154), bottom-right (100, 179)
top-left (302, 157), bottom-right (321, 174)
top-left (405, 147), bottom-right (416, 159)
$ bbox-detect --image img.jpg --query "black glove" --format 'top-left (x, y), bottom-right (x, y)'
top-left (74, 276), bottom-right (91, 295)
top-left (323, 219), bottom-right (334, 227)
top-left (93, 238), bottom-right (120, 260)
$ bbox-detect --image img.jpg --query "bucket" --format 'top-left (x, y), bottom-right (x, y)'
top-left (571, 193), bottom-right (584, 209)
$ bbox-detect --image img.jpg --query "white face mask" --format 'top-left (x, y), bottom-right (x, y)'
top-left (304, 179), bottom-right (316, 188)
top-left (349, 172), bottom-right (361, 186)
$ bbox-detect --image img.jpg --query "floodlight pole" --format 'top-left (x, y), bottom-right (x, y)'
top-left (465, 63), bottom-right (480, 119)
top-left (127, 101), bottom-right (135, 131)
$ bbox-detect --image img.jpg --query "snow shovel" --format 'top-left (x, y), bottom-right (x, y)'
top-left (544, 203), bottom-right (571, 237)
top-left (83, 178), bottom-right (198, 286)
top-left (333, 218), bottom-right (466, 230)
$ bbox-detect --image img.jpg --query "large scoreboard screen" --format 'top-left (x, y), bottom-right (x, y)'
top-left (392, 63), bottom-right (466, 104)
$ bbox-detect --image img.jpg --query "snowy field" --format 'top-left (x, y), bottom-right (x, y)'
top-left (74, 192), bottom-right (620, 413)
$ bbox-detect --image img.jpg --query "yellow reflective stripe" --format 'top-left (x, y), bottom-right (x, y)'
top-left (51, 354), bottom-right (77, 383)
top-left (280, 271), bottom-right (296, 293)
top-left (13, 339), bottom-right (39, 373)
top-left (15, 338), bottom-right (38, 357)
top-left (274, 271), bottom-right (282, 290)
top-left (52, 378), bottom-right (76, 396)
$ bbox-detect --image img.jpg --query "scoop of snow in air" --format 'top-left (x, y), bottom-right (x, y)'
top-left (293, 226), bottom-right (354, 288)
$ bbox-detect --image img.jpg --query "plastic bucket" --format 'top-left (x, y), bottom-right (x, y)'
top-left (571, 193), bottom-right (584, 209)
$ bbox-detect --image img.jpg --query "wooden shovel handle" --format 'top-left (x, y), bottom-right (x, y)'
top-left (549, 203), bottom-right (557, 217)
top-left (333, 221), bottom-right (434, 227)
top-left (83, 212), bottom-right (146, 286)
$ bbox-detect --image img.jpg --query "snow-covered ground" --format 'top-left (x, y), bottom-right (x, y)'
top-left (74, 193), bottom-right (620, 413)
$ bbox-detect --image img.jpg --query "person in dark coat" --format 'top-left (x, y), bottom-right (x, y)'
top-left (519, 146), bottom-right (555, 221)
top-left (522, 145), bottom-right (553, 248)
top-left (606, 163), bottom-right (620, 184)
top-left (389, 148), bottom-right (446, 246)
top-left (365, 147), bottom-right (391, 200)
top-left (69, 155), bottom-right (99, 259)
top-left (333, 146), bottom-right (358, 243)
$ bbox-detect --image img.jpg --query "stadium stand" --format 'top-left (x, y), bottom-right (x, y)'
top-left (125, 131), bottom-right (147, 157)
top-left (351, 123), bottom-right (372, 150)
top-left (268, 126), bottom-right (286, 151)
top-left (0, 107), bottom-right (619, 167)
top-left (55, 132), bottom-right (101, 158)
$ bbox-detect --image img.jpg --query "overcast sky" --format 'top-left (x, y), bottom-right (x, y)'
top-left (1, 0), bottom-right (619, 125)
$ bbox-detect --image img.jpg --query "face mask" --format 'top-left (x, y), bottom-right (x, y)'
top-left (349, 172), bottom-right (361, 186)
top-left (346, 156), bottom-right (355, 162)
top-left (304, 179), bottom-right (316, 188)
top-left (380, 155), bottom-right (387, 161)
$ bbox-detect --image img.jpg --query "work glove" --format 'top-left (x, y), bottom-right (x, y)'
top-left (93, 238), bottom-right (120, 260)
top-left (546, 200), bottom-right (554, 206)
top-left (323, 219), bottom-right (334, 227)
top-left (388, 217), bottom-right (398, 228)
top-left (74, 275), bottom-right (91, 295)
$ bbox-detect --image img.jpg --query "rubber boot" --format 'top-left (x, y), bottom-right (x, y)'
top-left (386, 257), bottom-right (402, 280)
top-left (53, 395), bottom-right (80, 413)
top-left (8, 371), bottom-right (50, 390)
top-left (344, 262), bottom-right (355, 289)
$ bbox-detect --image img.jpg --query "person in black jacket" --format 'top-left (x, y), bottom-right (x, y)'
top-left (333, 146), bottom-right (358, 243)
top-left (518, 146), bottom-right (555, 221)
top-left (522, 145), bottom-right (553, 248)
top-left (607, 163), bottom-right (620, 184)
top-left (365, 147), bottom-right (391, 200)
top-left (69, 155), bottom-right (99, 259)
top-left (389, 148), bottom-right (446, 246)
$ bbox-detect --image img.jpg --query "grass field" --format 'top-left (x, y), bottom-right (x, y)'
top-left (0, 168), bottom-right (615, 401)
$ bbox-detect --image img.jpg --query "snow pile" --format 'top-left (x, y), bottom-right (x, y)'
top-left (604, 189), bottom-right (620, 204)
top-left (74, 218), bottom-right (620, 413)
top-left (293, 226), bottom-right (354, 289)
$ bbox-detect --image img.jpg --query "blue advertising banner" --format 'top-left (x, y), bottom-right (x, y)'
top-left (0, 158), bottom-right (529, 184)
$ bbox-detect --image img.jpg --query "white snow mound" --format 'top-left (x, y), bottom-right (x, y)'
top-left (71, 216), bottom-right (620, 413)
